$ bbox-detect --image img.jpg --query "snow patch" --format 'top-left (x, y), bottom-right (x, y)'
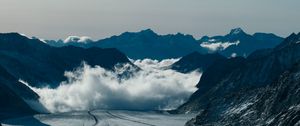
top-left (266, 117), bottom-right (275, 125)
top-left (19, 79), bottom-right (29, 86)
top-left (288, 104), bottom-right (300, 110)
top-left (225, 102), bottom-right (253, 114)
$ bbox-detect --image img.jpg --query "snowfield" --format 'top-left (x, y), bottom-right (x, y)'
top-left (2, 110), bottom-right (196, 126)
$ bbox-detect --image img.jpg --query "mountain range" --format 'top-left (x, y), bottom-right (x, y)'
top-left (46, 28), bottom-right (283, 60)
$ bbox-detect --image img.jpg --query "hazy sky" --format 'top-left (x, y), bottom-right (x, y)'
top-left (0, 0), bottom-right (299, 40)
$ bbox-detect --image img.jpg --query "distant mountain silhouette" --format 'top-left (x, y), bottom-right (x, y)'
top-left (46, 28), bottom-right (283, 60)
top-left (199, 28), bottom-right (284, 57)
top-left (47, 29), bottom-right (206, 60)
top-left (89, 29), bottom-right (205, 60)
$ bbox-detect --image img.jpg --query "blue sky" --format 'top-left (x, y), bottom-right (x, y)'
top-left (0, 0), bottom-right (299, 40)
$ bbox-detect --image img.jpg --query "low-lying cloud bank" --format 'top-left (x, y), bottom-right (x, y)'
top-left (23, 59), bottom-right (201, 113)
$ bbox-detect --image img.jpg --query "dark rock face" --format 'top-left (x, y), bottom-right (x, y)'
top-left (170, 52), bottom-right (226, 73)
top-left (187, 63), bottom-right (300, 126)
top-left (179, 33), bottom-right (300, 125)
top-left (0, 33), bottom-right (132, 88)
top-left (199, 28), bottom-right (284, 57)
top-left (0, 65), bottom-right (38, 120)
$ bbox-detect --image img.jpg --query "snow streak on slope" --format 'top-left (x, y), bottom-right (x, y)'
top-left (23, 59), bottom-right (201, 113)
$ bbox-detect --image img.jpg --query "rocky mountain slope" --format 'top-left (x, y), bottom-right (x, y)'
top-left (0, 65), bottom-right (40, 120)
top-left (178, 33), bottom-right (300, 125)
top-left (0, 33), bottom-right (133, 88)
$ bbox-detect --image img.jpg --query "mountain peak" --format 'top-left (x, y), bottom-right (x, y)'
top-left (286, 32), bottom-right (300, 41)
top-left (229, 28), bottom-right (245, 35)
top-left (140, 29), bottom-right (156, 34)
top-left (275, 33), bottom-right (300, 50)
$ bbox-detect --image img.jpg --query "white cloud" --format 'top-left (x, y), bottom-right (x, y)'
top-left (133, 58), bottom-right (180, 69)
top-left (63, 36), bottom-right (93, 43)
top-left (200, 41), bottom-right (240, 52)
top-left (23, 59), bottom-right (201, 113)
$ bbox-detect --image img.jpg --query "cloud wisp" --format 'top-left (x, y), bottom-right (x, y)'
top-left (63, 36), bottom-right (93, 43)
top-left (200, 41), bottom-right (240, 52)
top-left (23, 59), bottom-right (201, 113)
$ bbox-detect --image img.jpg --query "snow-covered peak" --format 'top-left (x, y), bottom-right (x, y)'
top-left (229, 28), bottom-right (245, 35)
top-left (64, 36), bottom-right (93, 43)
